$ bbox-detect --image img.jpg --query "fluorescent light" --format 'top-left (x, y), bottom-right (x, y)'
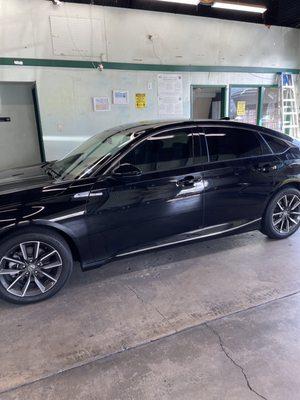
top-left (155, 0), bottom-right (200, 5)
top-left (212, 1), bottom-right (267, 13)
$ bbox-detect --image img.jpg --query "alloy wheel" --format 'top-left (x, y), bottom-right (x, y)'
top-left (272, 194), bottom-right (300, 234)
top-left (0, 241), bottom-right (63, 298)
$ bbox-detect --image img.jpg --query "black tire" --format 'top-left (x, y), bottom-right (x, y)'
top-left (0, 228), bottom-right (73, 304)
top-left (262, 187), bottom-right (300, 240)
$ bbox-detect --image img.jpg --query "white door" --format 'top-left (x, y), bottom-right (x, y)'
top-left (0, 83), bottom-right (41, 171)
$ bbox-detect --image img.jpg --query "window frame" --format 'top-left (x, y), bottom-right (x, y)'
top-left (192, 131), bottom-right (209, 166)
top-left (229, 85), bottom-right (260, 126)
top-left (202, 126), bottom-right (276, 164)
top-left (105, 126), bottom-right (206, 177)
top-left (229, 84), bottom-right (279, 127)
top-left (260, 133), bottom-right (291, 155)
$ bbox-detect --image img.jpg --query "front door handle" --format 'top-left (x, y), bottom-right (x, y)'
top-left (73, 191), bottom-right (91, 199)
top-left (176, 176), bottom-right (195, 188)
top-left (73, 189), bottom-right (104, 199)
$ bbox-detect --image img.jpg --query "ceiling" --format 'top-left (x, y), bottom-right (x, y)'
top-left (62, 0), bottom-right (300, 28)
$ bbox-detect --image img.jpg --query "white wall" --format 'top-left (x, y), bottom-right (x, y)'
top-left (0, 66), bottom-right (282, 159)
top-left (1, 0), bottom-right (299, 68)
top-left (0, 0), bottom-right (299, 160)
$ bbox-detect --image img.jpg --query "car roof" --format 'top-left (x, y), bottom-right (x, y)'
top-left (130, 119), bottom-right (294, 143)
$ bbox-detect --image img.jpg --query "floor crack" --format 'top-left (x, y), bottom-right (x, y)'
top-left (125, 284), bottom-right (146, 304)
top-left (125, 284), bottom-right (175, 331)
top-left (205, 323), bottom-right (268, 400)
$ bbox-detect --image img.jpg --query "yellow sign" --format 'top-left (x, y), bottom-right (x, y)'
top-left (237, 101), bottom-right (246, 116)
top-left (135, 93), bottom-right (147, 109)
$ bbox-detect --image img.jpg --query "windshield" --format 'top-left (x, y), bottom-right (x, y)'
top-left (51, 124), bottom-right (145, 180)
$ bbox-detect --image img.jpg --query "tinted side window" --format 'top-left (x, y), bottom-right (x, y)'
top-left (122, 131), bottom-right (193, 173)
top-left (263, 135), bottom-right (289, 154)
top-left (205, 128), bottom-right (266, 162)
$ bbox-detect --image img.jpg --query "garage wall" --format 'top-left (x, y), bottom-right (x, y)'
top-left (1, 0), bottom-right (299, 67)
top-left (0, 67), bottom-right (282, 160)
top-left (0, 0), bottom-right (299, 160)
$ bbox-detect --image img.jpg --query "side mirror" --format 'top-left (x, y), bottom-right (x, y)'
top-left (112, 163), bottom-right (142, 178)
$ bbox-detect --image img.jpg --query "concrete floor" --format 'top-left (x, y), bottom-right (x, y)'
top-left (1, 230), bottom-right (300, 399)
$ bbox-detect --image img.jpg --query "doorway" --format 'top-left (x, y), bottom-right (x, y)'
top-left (191, 86), bottom-right (227, 120)
top-left (0, 82), bottom-right (44, 171)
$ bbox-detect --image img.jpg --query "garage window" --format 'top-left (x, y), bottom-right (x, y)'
top-left (261, 88), bottom-right (281, 132)
top-left (229, 87), bottom-right (259, 125)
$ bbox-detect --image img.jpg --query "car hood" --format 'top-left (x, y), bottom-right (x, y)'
top-left (0, 163), bottom-right (53, 194)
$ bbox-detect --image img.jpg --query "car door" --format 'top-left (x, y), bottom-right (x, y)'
top-left (202, 126), bottom-right (279, 228)
top-left (85, 127), bottom-right (208, 263)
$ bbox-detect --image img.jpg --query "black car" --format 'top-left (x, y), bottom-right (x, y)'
top-left (0, 120), bottom-right (300, 304)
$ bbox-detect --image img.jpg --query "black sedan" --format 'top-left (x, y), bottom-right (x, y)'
top-left (0, 120), bottom-right (300, 304)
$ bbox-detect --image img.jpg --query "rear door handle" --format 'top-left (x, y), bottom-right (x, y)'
top-left (90, 189), bottom-right (105, 197)
top-left (176, 176), bottom-right (195, 188)
top-left (253, 164), bottom-right (278, 173)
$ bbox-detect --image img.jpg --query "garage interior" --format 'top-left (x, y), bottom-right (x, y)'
top-left (0, 0), bottom-right (300, 399)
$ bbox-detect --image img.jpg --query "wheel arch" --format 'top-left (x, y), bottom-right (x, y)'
top-left (262, 180), bottom-right (300, 222)
top-left (270, 180), bottom-right (300, 200)
top-left (0, 221), bottom-right (83, 268)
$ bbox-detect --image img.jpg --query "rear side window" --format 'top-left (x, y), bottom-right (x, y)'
top-left (263, 135), bottom-right (289, 154)
top-left (205, 128), bottom-right (268, 162)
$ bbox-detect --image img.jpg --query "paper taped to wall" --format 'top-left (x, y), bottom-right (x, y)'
top-left (113, 90), bottom-right (129, 105)
top-left (135, 93), bottom-right (147, 108)
top-left (158, 74), bottom-right (183, 96)
top-left (93, 97), bottom-right (110, 112)
top-left (237, 101), bottom-right (246, 116)
top-left (158, 95), bottom-right (183, 115)
top-left (158, 74), bottom-right (183, 115)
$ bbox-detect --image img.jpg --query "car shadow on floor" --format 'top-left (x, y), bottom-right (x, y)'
top-left (68, 231), bottom-right (266, 289)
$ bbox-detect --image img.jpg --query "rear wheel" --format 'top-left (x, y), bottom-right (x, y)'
top-left (263, 187), bottom-right (300, 240)
top-left (0, 229), bottom-right (73, 304)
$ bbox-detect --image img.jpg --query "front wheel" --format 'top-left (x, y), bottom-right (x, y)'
top-left (0, 229), bottom-right (73, 304)
top-left (262, 187), bottom-right (300, 240)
